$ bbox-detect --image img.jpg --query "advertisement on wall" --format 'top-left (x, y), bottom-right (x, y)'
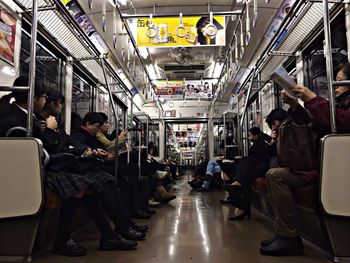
top-left (184, 80), bottom-right (212, 99)
top-left (0, 6), bottom-right (17, 65)
top-left (265, 0), bottom-right (296, 40)
top-left (62, 0), bottom-right (108, 53)
top-left (155, 80), bottom-right (184, 98)
top-left (136, 15), bottom-right (225, 47)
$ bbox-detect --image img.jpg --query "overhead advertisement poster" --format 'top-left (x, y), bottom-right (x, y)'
top-left (62, 0), bottom-right (109, 53)
top-left (0, 5), bottom-right (17, 65)
top-left (136, 16), bottom-right (225, 47)
top-left (184, 80), bottom-right (212, 99)
top-left (155, 80), bottom-right (184, 98)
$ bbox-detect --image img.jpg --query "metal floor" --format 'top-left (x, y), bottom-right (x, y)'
top-left (24, 171), bottom-right (331, 263)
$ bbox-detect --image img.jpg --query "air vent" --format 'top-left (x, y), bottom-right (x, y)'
top-left (164, 65), bottom-right (205, 71)
top-left (174, 71), bottom-right (196, 74)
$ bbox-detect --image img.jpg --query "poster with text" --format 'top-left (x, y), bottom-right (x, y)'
top-left (155, 80), bottom-right (184, 98)
top-left (136, 16), bottom-right (225, 48)
top-left (184, 80), bottom-right (212, 99)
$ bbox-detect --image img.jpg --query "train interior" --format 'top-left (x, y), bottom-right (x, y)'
top-left (0, 0), bottom-right (350, 262)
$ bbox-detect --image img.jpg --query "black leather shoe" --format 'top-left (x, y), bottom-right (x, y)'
top-left (146, 209), bottom-right (156, 215)
top-left (52, 239), bottom-right (87, 257)
top-left (196, 187), bottom-right (209, 192)
top-left (260, 236), bottom-right (303, 256)
top-left (119, 227), bottom-right (146, 241)
top-left (99, 235), bottom-right (137, 250)
top-left (228, 210), bottom-right (251, 221)
top-left (131, 224), bottom-right (149, 233)
top-left (260, 235), bottom-right (277, 247)
top-left (132, 209), bottom-right (152, 219)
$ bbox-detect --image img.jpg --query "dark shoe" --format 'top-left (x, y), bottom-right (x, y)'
top-left (52, 239), bottom-right (87, 257)
top-left (132, 209), bottom-right (152, 219)
top-left (260, 235), bottom-right (277, 247)
top-left (99, 235), bottom-right (137, 251)
top-left (228, 210), bottom-right (251, 221)
top-left (131, 223), bottom-right (149, 233)
top-left (260, 236), bottom-right (303, 256)
top-left (119, 227), bottom-right (146, 241)
top-left (146, 209), bottom-right (156, 215)
top-left (196, 187), bottom-right (209, 192)
top-left (220, 198), bottom-right (233, 204)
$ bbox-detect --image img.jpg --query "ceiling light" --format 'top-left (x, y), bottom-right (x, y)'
top-left (118, 0), bottom-right (128, 6)
top-left (212, 63), bottom-right (224, 79)
top-left (146, 64), bottom-right (158, 80)
top-left (139, 47), bottom-right (149, 59)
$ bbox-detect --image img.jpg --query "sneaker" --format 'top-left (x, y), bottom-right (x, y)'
top-left (52, 239), bottom-right (87, 257)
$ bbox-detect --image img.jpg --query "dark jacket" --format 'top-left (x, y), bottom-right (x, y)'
top-left (71, 127), bottom-right (106, 150)
top-left (0, 103), bottom-right (41, 137)
top-left (304, 90), bottom-right (350, 133)
top-left (284, 91), bottom-right (350, 181)
top-left (248, 138), bottom-right (271, 164)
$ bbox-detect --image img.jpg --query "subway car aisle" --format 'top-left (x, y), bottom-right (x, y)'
top-left (17, 171), bottom-right (330, 263)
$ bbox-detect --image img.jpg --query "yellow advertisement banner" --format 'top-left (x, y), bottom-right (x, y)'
top-left (136, 16), bottom-right (225, 47)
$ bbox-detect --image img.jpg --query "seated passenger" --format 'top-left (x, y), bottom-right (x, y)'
top-left (0, 77), bottom-right (137, 256)
top-left (195, 136), bottom-right (236, 191)
top-left (39, 90), bottom-right (148, 239)
top-left (73, 112), bottom-right (153, 219)
top-left (227, 127), bottom-right (272, 220)
top-left (260, 63), bottom-right (350, 256)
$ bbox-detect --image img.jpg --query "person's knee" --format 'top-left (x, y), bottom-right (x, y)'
top-left (266, 168), bottom-right (282, 182)
top-left (214, 166), bottom-right (221, 174)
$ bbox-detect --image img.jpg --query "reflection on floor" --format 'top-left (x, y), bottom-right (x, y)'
top-left (18, 171), bottom-right (332, 263)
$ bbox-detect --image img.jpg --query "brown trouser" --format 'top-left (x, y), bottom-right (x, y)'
top-left (266, 168), bottom-right (308, 238)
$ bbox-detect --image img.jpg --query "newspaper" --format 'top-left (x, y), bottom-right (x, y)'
top-left (270, 66), bottom-right (297, 99)
top-left (106, 141), bottom-right (128, 156)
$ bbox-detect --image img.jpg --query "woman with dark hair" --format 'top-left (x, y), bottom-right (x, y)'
top-left (195, 16), bottom-right (224, 45)
top-left (227, 127), bottom-right (272, 221)
top-left (260, 63), bottom-right (350, 256)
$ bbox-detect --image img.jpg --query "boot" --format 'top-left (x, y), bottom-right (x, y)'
top-left (154, 186), bottom-right (176, 204)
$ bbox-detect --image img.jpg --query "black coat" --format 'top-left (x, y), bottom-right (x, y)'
top-left (71, 127), bottom-right (105, 150)
top-left (0, 103), bottom-right (41, 137)
top-left (248, 138), bottom-right (271, 164)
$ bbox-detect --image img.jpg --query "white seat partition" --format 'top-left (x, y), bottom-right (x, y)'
top-left (0, 138), bottom-right (44, 219)
top-left (320, 135), bottom-right (350, 217)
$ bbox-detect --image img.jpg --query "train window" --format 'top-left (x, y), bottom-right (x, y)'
top-left (72, 75), bottom-right (93, 117)
top-left (20, 30), bottom-right (61, 91)
top-left (303, 10), bottom-right (347, 98)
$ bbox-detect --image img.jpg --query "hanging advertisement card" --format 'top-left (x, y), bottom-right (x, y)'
top-left (155, 80), bottom-right (184, 98)
top-left (184, 80), bottom-right (212, 99)
top-left (136, 16), bottom-right (225, 47)
top-left (0, 6), bottom-right (17, 65)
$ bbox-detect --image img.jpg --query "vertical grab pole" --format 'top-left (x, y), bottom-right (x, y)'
top-left (236, 96), bottom-right (241, 155)
top-left (100, 56), bottom-right (119, 187)
top-left (323, 0), bottom-right (337, 134)
top-left (26, 0), bottom-right (39, 137)
top-left (138, 130), bottom-right (142, 181)
top-left (223, 113), bottom-right (226, 158)
top-left (239, 68), bottom-right (256, 155)
top-left (240, 67), bottom-right (256, 128)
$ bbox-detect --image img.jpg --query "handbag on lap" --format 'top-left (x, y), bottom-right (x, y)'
top-left (277, 119), bottom-right (315, 171)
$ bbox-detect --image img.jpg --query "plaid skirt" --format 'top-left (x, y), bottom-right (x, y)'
top-left (45, 170), bottom-right (115, 199)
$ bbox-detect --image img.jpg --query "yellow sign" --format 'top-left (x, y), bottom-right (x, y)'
top-left (136, 16), bottom-right (225, 47)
